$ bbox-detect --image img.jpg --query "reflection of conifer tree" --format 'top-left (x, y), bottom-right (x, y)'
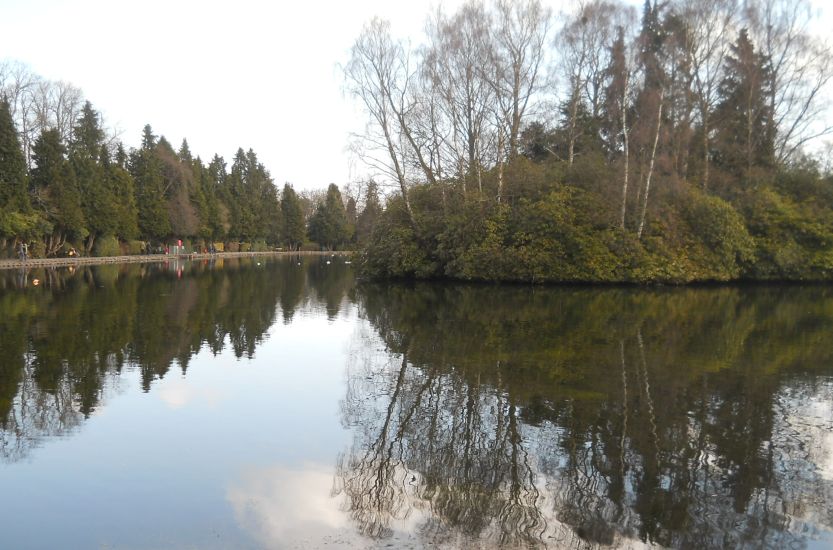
top-left (0, 293), bottom-right (28, 426)
top-left (0, 257), bottom-right (356, 461)
top-left (308, 258), bottom-right (352, 320)
top-left (279, 257), bottom-right (306, 323)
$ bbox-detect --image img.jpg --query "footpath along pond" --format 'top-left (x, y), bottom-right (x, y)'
top-left (0, 256), bottom-right (831, 549)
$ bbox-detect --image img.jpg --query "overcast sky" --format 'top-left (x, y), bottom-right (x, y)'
top-left (1, 0), bottom-right (830, 191)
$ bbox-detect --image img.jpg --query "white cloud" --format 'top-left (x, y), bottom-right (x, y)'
top-left (157, 377), bottom-right (225, 409)
top-left (226, 463), bottom-right (353, 548)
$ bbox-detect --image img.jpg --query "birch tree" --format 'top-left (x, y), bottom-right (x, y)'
top-left (423, 1), bottom-right (494, 194)
top-left (674, 0), bottom-right (737, 188)
top-left (345, 18), bottom-right (440, 227)
top-left (489, 0), bottom-right (552, 158)
top-left (557, 0), bottom-right (625, 167)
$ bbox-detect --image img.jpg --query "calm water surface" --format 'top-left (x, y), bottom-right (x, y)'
top-left (0, 257), bottom-right (832, 549)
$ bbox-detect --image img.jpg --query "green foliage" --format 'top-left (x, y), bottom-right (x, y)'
top-left (280, 184), bottom-right (306, 250)
top-left (362, 196), bottom-right (440, 278)
top-left (0, 104), bottom-right (285, 252)
top-left (130, 126), bottom-right (171, 241)
top-left (0, 210), bottom-right (48, 240)
top-left (126, 240), bottom-right (145, 255)
top-left (108, 164), bottom-right (139, 240)
top-left (712, 29), bottom-right (775, 186)
top-left (30, 129), bottom-right (87, 245)
top-left (92, 234), bottom-right (121, 257)
top-left (739, 184), bottom-right (833, 279)
top-left (356, 180), bottom-right (382, 246)
top-left (308, 183), bottom-right (350, 250)
top-left (71, 102), bottom-right (105, 158)
top-left (0, 97), bottom-right (29, 234)
top-left (250, 240), bottom-right (269, 252)
top-left (70, 104), bottom-right (118, 251)
top-left (679, 188), bottom-right (755, 280)
top-left (360, 155), bottom-right (833, 284)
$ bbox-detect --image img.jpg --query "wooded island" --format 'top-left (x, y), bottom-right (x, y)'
top-left (346, 0), bottom-right (833, 283)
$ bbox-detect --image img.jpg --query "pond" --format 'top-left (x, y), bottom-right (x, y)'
top-left (0, 257), bottom-right (832, 549)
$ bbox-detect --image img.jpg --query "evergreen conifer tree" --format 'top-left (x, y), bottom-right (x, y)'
top-left (131, 124), bottom-right (171, 241)
top-left (308, 183), bottom-right (349, 250)
top-left (70, 103), bottom-right (116, 252)
top-left (356, 180), bottom-right (382, 246)
top-left (31, 128), bottom-right (86, 253)
top-left (713, 29), bottom-right (775, 187)
top-left (281, 183), bottom-right (305, 251)
top-left (0, 97), bottom-right (30, 238)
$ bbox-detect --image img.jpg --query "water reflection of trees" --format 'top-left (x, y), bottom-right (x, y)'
top-left (0, 257), bottom-right (354, 462)
top-left (337, 284), bottom-right (833, 548)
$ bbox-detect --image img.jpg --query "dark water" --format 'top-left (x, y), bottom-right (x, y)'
top-left (1, 257), bottom-right (832, 549)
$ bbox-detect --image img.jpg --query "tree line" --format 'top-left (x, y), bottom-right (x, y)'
top-left (346, 0), bottom-right (833, 282)
top-left (0, 61), bottom-right (373, 257)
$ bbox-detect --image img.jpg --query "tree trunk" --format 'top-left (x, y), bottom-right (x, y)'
top-left (568, 87), bottom-right (580, 167)
top-left (637, 91), bottom-right (664, 240)
top-left (619, 79), bottom-right (630, 231)
top-left (702, 115), bottom-right (710, 190)
top-left (85, 234), bottom-right (96, 255)
top-left (497, 159), bottom-right (505, 204)
top-left (746, 88), bottom-right (754, 186)
top-left (497, 125), bottom-right (506, 203)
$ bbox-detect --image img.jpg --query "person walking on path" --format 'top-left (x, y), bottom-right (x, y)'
top-left (18, 242), bottom-right (28, 261)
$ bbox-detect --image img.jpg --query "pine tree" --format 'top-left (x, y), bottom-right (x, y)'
top-left (207, 155), bottom-right (230, 240)
top-left (346, 195), bottom-right (357, 244)
top-left (70, 102), bottom-right (116, 252)
top-left (0, 96), bottom-right (30, 236)
top-left (713, 29), bottom-right (775, 187)
top-left (178, 139), bottom-right (192, 163)
top-left (30, 128), bottom-right (86, 253)
top-left (356, 180), bottom-right (382, 246)
top-left (308, 183), bottom-right (349, 250)
top-left (130, 124), bottom-right (171, 241)
top-left (227, 148), bottom-right (255, 241)
top-left (108, 162), bottom-right (139, 241)
top-left (71, 101), bottom-right (105, 158)
top-left (280, 183), bottom-right (305, 250)
top-left (115, 143), bottom-right (128, 168)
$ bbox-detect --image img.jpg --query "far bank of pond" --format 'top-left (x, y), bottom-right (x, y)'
top-left (0, 250), bottom-right (350, 270)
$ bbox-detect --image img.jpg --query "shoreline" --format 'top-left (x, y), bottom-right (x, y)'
top-left (0, 250), bottom-right (350, 270)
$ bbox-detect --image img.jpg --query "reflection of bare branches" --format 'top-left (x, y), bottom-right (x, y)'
top-left (497, 403), bottom-right (546, 545)
top-left (335, 353), bottom-right (421, 538)
top-left (336, 337), bottom-right (551, 547)
top-left (348, 283), bottom-right (833, 548)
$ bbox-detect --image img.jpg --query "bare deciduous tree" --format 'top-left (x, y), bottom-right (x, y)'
top-left (489, 0), bottom-right (552, 158)
top-left (423, 1), bottom-right (494, 195)
top-left (674, 0), bottom-right (738, 188)
top-left (557, 0), bottom-right (625, 166)
top-left (745, 0), bottom-right (833, 162)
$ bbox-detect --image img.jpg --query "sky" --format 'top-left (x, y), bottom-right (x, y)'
top-left (0, 0), bottom-right (830, 191)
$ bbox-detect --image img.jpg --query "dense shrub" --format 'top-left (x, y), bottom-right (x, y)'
top-left (359, 161), bottom-right (833, 284)
top-left (92, 235), bottom-right (120, 257)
